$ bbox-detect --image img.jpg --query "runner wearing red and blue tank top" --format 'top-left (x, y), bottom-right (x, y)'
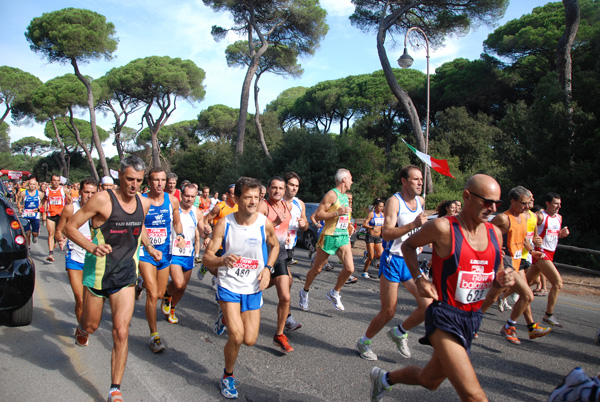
top-left (369, 174), bottom-right (515, 402)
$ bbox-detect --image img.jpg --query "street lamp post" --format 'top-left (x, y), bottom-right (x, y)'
top-left (398, 27), bottom-right (431, 198)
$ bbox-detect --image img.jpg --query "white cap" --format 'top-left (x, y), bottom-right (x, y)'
top-left (101, 176), bottom-right (114, 185)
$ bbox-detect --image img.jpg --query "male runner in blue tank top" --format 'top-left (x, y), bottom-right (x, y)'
top-left (370, 174), bottom-right (516, 402)
top-left (17, 176), bottom-right (42, 245)
top-left (136, 167), bottom-right (185, 354)
top-left (65, 155), bottom-right (158, 402)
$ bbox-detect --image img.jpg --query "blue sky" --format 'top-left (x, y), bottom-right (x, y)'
top-left (0, 0), bottom-right (551, 157)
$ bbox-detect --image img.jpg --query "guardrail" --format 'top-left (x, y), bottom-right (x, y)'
top-left (556, 244), bottom-right (600, 276)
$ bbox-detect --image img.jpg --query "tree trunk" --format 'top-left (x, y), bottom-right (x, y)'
top-left (151, 127), bottom-right (161, 169)
top-left (50, 116), bottom-right (68, 177)
top-left (71, 59), bottom-right (109, 178)
top-left (66, 112), bottom-right (99, 181)
top-left (557, 0), bottom-right (580, 150)
top-left (376, 9), bottom-right (432, 193)
top-left (254, 74), bottom-right (271, 159)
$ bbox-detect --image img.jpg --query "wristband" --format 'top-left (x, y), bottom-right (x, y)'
top-left (414, 274), bottom-right (424, 282)
top-left (176, 232), bottom-right (185, 239)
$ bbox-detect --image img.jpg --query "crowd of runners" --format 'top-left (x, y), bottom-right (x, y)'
top-left (4, 158), bottom-right (600, 402)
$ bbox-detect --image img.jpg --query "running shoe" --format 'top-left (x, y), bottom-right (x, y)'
top-left (500, 326), bottom-right (521, 345)
top-left (323, 263), bottom-right (334, 271)
top-left (168, 308), bottom-right (178, 324)
top-left (75, 326), bottom-right (89, 347)
top-left (299, 289), bottom-right (309, 311)
top-left (345, 275), bottom-right (358, 285)
top-left (214, 308), bottom-right (226, 335)
top-left (326, 289), bottom-right (344, 311)
top-left (107, 390), bottom-right (124, 402)
top-left (503, 298), bottom-right (512, 310)
top-left (370, 366), bottom-right (392, 402)
top-left (290, 259), bottom-right (298, 265)
top-left (361, 272), bottom-right (371, 279)
top-left (285, 315), bottom-right (302, 331)
top-left (528, 323), bottom-right (551, 339)
top-left (150, 336), bottom-right (166, 353)
top-left (46, 254), bottom-right (55, 262)
top-left (543, 314), bottom-right (564, 328)
top-left (497, 298), bottom-right (507, 312)
top-left (135, 278), bottom-right (144, 300)
top-left (387, 327), bottom-right (411, 358)
top-left (273, 333), bottom-right (294, 353)
top-left (308, 245), bottom-right (316, 261)
top-left (161, 296), bottom-right (171, 316)
top-left (549, 367), bottom-right (596, 402)
top-left (595, 327), bottom-right (600, 346)
top-left (197, 264), bottom-right (208, 281)
top-left (220, 376), bottom-right (239, 399)
top-left (32, 236), bottom-right (37, 243)
top-left (357, 337), bottom-right (377, 361)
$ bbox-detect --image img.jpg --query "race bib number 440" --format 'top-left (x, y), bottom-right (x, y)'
top-left (455, 271), bottom-right (494, 304)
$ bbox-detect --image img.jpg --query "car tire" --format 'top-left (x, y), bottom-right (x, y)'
top-left (304, 230), bottom-right (316, 249)
top-left (10, 297), bottom-right (33, 327)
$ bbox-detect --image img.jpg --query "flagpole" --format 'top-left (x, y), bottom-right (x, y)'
top-left (398, 27), bottom-right (431, 198)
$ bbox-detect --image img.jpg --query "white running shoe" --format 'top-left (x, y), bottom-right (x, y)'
top-left (326, 289), bottom-right (344, 311)
top-left (285, 315), bottom-right (302, 331)
top-left (299, 289), bottom-right (309, 311)
top-left (361, 272), bottom-right (371, 279)
top-left (357, 337), bottom-right (377, 361)
top-left (370, 367), bottom-right (391, 402)
top-left (549, 367), bottom-right (597, 402)
top-left (387, 327), bottom-right (411, 358)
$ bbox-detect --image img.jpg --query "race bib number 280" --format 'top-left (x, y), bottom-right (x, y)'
top-left (455, 270), bottom-right (494, 304)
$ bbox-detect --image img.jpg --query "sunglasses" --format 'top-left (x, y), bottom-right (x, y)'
top-left (469, 191), bottom-right (503, 208)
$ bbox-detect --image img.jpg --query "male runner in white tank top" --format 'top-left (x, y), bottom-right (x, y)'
top-left (357, 165), bottom-right (431, 361)
top-left (203, 177), bottom-right (279, 400)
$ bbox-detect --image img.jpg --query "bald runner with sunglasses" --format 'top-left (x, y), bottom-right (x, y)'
top-left (370, 174), bottom-right (515, 401)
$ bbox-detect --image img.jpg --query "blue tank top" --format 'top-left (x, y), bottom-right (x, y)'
top-left (368, 212), bottom-right (384, 227)
top-left (23, 190), bottom-right (41, 219)
top-left (142, 193), bottom-right (173, 253)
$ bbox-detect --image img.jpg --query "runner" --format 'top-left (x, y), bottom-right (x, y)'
top-left (198, 186), bottom-right (212, 216)
top-left (370, 174), bottom-right (515, 401)
top-left (135, 168), bottom-right (185, 353)
top-left (360, 198), bottom-right (385, 279)
top-left (528, 192), bottom-right (570, 328)
top-left (161, 183), bottom-right (205, 324)
top-left (202, 177), bottom-right (278, 399)
top-left (357, 166), bottom-right (430, 361)
top-left (298, 168), bottom-right (354, 312)
top-left (64, 155), bottom-right (156, 402)
top-left (17, 176), bottom-right (42, 245)
top-left (42, 174), bottom-right (72, 262)
top-left (282, 171), bottom-right (308, 331)
top-left (166, 172), bottom-right (181, 201)
top-left (100, 176), bottom-right (115, 191)
top-left (258, 176), bottom-right (295, 352)
top-left (55, 178), bottom-right (98, 322)
top-left (480, 186), bottom-right (551, 344)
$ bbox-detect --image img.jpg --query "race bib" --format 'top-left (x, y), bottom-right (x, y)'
top-left (147, 227), bottom-right (168, 245)
top-left (373, 217), bottom-right (384, 226)
top-left (23, 209), bottom-right (37, 218)
top-left (231, 257), bottom-right (260, 278)
top-left (455, 270), bottom-right (494, 304)
top-left (173, 240), bottom-right (193, 256)
top-left (513, 249), bottom-right (522, 260)
top-left (336, 215), bottom-right (349, 230)
top-left (49, 196), bottom-right (62, 205)
top-left (547, 229), bottom-right (559, 240)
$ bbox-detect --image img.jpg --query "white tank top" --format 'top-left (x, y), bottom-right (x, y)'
top-left (67, 201), bottom-right (91, 263)
top-left (217, 213), bottom-right (268, 294)
top-left (386, 194), bottom-right (423, 257)
top-left (286, 197), bottom-right (302, 249)
top-left (171, 207), bottom-right (198, 257)
top-left (537, 211), bottom-right (562, 252)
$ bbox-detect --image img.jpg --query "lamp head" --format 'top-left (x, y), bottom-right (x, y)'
top-left (397, 47), bottom-right (414, 68)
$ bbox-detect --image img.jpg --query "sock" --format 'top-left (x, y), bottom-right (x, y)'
top-left (77, 325), bottom-right (88, 335)
top-left (382, 372), bottom-right (392, 388)
top-left (546, 312), bottom-right (553, 317)
top-left (223, 369), bottom-right (234, 378)
top-left (164, 291), bottom-right (171, 298)
top-left (527, 323), bottom-right (536, 331)
top-left (397, 324), bottom-right (407, 335)
top-left (150, 332), bottom-right (159, 340)
top-left (506, 319), bottom-right (517, 328)
top-left (287, 313), bottom-right (292, 318)
top-left (303, 288), bottom-right (309, 294)
top-left (331, 288), bottom-right (339, 296)
top-left (109, 384), bottom-right (120, 398)
top-left (360, 335), bottom-right (371, 344)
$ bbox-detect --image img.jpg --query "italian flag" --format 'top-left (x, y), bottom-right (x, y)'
top-left (402, 139), bottom-right (455, 179)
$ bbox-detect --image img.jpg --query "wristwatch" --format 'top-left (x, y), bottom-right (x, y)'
top-left (176, 232), bottom-right (185, 239)
top-left (265, 265), bottom-right (274, 274)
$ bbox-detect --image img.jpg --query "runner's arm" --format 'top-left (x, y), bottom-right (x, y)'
top-left (382, 196), bottom-right (427, 242)
top-left (55, 203), bottom-right (74, 249)
top-left (65, 193), bottom-right (112, 256)
top-left (202, 218), bottom-right (236, 275)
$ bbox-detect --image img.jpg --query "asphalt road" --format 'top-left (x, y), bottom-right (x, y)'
top-left (1, 228), bottom-right (599, 401)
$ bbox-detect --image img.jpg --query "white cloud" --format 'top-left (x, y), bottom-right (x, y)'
top-left (320, 0), bottom-right (354, 17)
